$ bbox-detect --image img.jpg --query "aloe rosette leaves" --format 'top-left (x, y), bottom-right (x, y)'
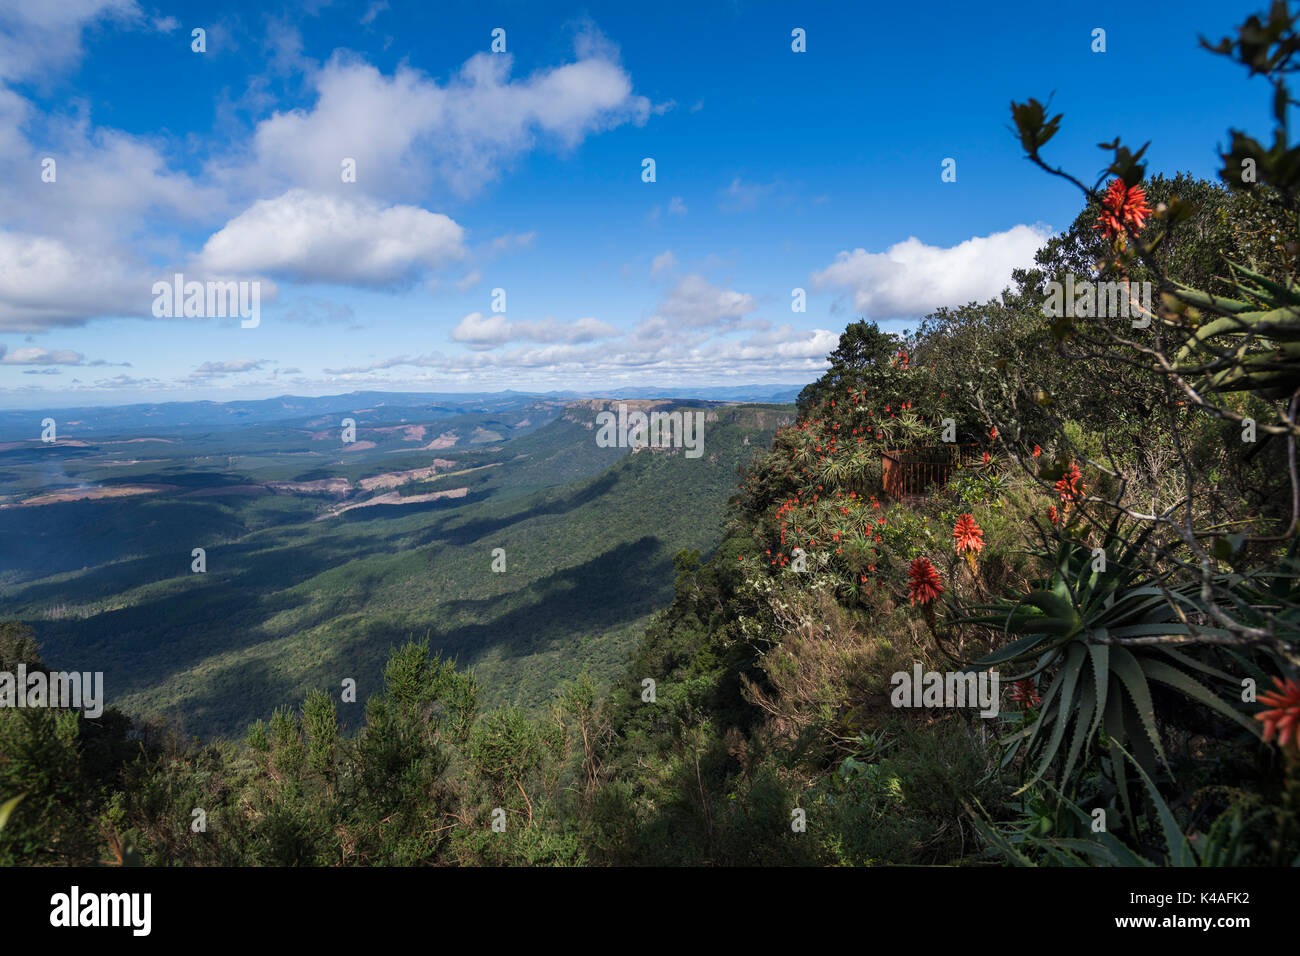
top-left (960, 517), bottom-right (1259, 816)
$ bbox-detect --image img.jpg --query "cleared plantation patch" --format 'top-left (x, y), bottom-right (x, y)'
top-left (3, 484), bottom-right (178, 507)
top-left (265, 478), bottom-right (351, 495)
top-left (358, 459), bottom-right (458, 491)
top-left (317, 486), bottom-right (470, 519)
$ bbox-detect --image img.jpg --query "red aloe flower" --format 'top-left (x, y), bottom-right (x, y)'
top-left (1032, 444), bottom-right (1041, 458)
top-left (1055, 463), bottom-right (1084, 505)
top-left (952, 513), bottom-right (983, 552)
top-left (1047, 505), bottom-right (1059, 525)
top-left (1256, 676), bottom-right (1300, 752)
top-left (1009, 679), bottom-right (1042, 709)
top-left (907, 556), bottom-right (945, 606)
top-left (1094, 178), bottom-right (1153, 241)
top-left (953, 513), bottom-right (984, 572)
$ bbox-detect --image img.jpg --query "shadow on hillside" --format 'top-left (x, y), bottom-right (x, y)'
top-left (129, 655), bottom-right (301, 744)
top-left (31, 528), bottom-right (405, 699)
top-left (131, 533), bottom-right (675, 738)
top-left (412, 468), bottom-right (624, 548)
top-left (6, 510), bottom-right (380, 604)
top-left (426, 533), bottom-right (672, 667)
top-left (0, 498), bottom-right (250, 583)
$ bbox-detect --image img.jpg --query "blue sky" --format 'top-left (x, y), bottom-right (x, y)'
top-left (0, 0), bottom-right (1266, 407)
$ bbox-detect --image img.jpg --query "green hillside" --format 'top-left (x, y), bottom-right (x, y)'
top-left (0, 400), bottom-right (789, 736)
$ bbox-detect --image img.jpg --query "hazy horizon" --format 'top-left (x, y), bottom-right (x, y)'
top-left (0, 380), bottom-right (809, 412)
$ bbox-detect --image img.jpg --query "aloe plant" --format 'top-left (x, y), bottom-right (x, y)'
top-left (1171, 262), bottom-right (1300, 401)
top-left (960, 516), bottom-right (1259, 817)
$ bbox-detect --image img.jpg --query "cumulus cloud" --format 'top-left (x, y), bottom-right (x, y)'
top-left (196, 190), bottom-right (464, 286)
top-left (0, 94), bottom-right (227, 248)
top-left (0, 343), bottom-right (127, 367)
top-left (0, 66), bottom-right (229, 331)
top-left (228, 33), bottom-right (653, 200)
top-left (449, 311), bottom-right (620, 350)
top-left (0, 231), bottom-right (153, 330)
top-left (656, 274), bottom-right (757, 329)
top-left (0, 0), bottom-right (142, 83)
top-left (448, 312), bottom-right (511, 348)
top-left (0, 345), bottom-right (84, 364)
top-left (0, 8), bottom-right (230, 332)
top-left (0, 19), bottom-right (648, 331)
top-left (715, 326), bottom-right (839, 361)
top-left (812, 224), bottom-right (1052, 319)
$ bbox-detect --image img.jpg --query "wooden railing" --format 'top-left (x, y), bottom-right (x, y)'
top-left (880, 445), bottom-right (980, 498)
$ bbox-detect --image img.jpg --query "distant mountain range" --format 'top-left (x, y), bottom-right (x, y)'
top-left (0, 385), bottom-right (805, 440)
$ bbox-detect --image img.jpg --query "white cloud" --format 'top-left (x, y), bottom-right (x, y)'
top-left (0, 231), bottom-right (150, 330)
top-left (0, 17), bottom-right (653, 336)
top-left (319, 321), bottom-right (836, 384)
top-left (656, 274), bottom-right (757, 328)
top-left (190, 358), bottom-right (268, 378)
top-left (0, 0), bottom-right (141, 83)
top-left (449, 311), bottom-right (619, 350)
top-left (0, 345), bottom-right (84, 364)
top-left (449, 312), bottom-right (511, 349)
top-left (812, 224), bottom-right (1053, 319)
top-left (0, 61), bottom-right (229, 330)
top-left (197, 190), bottom-right (464, 286)
top-left (0, 82), bottom-right (228, 256)
top-left (715, 326), bottom-right (838, 361)
top-left (668, 196), bottom-right (687, 216)
top-left (230, 35), bottom-right (651, 200)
